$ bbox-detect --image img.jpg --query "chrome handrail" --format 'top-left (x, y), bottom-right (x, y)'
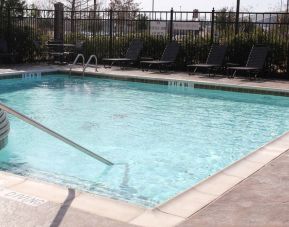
top-left (83, 55), bottom-right (98, 75)
top-left (0, 103), bottom-right (113, 166)
top-left (69, 54), bottom-right (85, 75)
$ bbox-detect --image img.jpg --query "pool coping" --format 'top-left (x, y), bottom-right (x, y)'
top-left (66, 68), bottom-right (289, 97)
top-left (0, 68), bottom-right (289, 226)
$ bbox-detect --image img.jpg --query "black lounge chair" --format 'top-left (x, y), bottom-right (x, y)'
top-left (102, 39), bottom-right (144, 68)
top-left (140, 41), bottom-right (180, 72)
top-left (47, 40), bottom-right (66, 63)
top-left (227, 45), bottom-right (269, 79)
top-left (0, 38), bottom-right (17, 64)
top-left (187, 44), bottom-right (228, 76)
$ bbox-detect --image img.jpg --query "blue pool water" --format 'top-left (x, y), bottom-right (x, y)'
top-left (0, 74), bottom-right (289, 207)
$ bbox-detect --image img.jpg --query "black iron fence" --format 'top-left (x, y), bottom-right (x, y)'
top-left (1, 6), bottom-right (289, 76)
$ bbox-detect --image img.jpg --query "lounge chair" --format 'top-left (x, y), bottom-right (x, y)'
top-left (47, 40), bottom-right (65, 63)
top-left (140, 41), bottom-right (180, 72)
top-left (227, 45), bottom-right (269, 79)
top-left (102, 39), bottom-right (144, 68)
top-left (187, 44), bottom-right (228, 76)
top-left (0, 38), bottom-right (17, 64)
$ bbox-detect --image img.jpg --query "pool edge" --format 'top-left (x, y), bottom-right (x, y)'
top-left (67, 68), bottom-right (289, 97)
top-left (154, 130), bottom-right (289, 219)
top-left (0, 68), bottom-right (289, 226)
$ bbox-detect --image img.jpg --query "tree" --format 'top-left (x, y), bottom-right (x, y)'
top-left (0, 0), bottom-right (26, 16)
top-left (0, 0), bottom-right (26, 10)
top-left (215, 7), bottom-right (235, 32)
top-left (0, 0), bottom-right (27, 37)
top-left (108, 0), bottom-right (139, 19)
top-left (137, 14), bottom-right (148, 31)
top-left (107, 0), bottom-right (140, 34)
top-left (34, 0), bottom-right (102, 33)
top-left (29, 3), bottom-right (40, 17)
top-left (108, 0), bottom-right (139, 11)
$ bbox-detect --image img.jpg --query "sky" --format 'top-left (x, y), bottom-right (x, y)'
top-left (136, 0), bottom-right (283, 12)
top-left (28, 0), bottom-right (285, 12)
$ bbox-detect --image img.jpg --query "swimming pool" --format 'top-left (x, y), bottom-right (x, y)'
top-left (0, 73), bottom-right (289, 207)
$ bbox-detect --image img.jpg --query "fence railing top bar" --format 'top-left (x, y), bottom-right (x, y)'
top-left (210, 11), bottom-right (288, 15)
top-left (63, 10), bottom-right (109, 13)
top-left (62, 10), bottom-right (173, 14)
top-left (5, 8), bottom-right (289, 15)
top-left (173, 11), bottom-right (213, 13)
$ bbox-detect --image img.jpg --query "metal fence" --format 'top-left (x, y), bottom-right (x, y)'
top-left (1, 7), bottom-right (289, 75)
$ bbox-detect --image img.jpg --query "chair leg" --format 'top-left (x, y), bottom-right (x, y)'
top-left (253, 71), bottom-right (259, 80)
top-left (189, 67), bottom-right (197, 75)
top-left (141, 63), bottom-right (150, 72)
top-left (120, 61), bottom-right (126, 70)
top-left (208, 68), bottom-right (214, 77)
top-left (187, 67), bottom-right (191, 75)
top-left (213, 67), bottom-right (217, 77)
top-left (232, 70), bottom-right (237, 78)
top-left (187, 67), bottom-right (193, 75)
top-left (103, 61), bottom-right (112, 69)
top-left (226, 68), bottom-right (230, 78)
top-left (248, 71), bottom-right (251, 80)
top-left (159, 64), bottom-right (163, 73)
top-left (228, 69), bottom-right (235, 79)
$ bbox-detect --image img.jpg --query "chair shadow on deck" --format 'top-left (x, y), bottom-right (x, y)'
top-left (50, 188), bottom-right (76, 227)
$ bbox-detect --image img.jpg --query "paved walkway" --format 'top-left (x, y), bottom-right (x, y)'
top-left (0, 194), bottom-right (136, 227)
top-left (2, 64), bottom-right (289, 92)
top-left (178, 150), bottom-right (289, 227)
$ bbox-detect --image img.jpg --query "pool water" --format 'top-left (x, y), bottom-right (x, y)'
top-left (0, 74), bottom-right (289, 207)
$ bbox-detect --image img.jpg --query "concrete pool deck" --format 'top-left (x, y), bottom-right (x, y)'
top-left (1, 64), bottom-right (289, 93)
top-left (0, 64), bottom-right (289, 226)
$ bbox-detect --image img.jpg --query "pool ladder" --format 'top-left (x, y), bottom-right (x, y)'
top-left (69, 54), bottom-right (85, 75)
top-left (69, 54), bottom-right (98, 76)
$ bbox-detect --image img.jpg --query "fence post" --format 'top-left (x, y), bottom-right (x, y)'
top-left (211, 8), bottom-right (215, 44)
top-left (6, 7), bottom-right (11, 44)
top-left (235, 0), bottom-right (240, 35)
top-left (109, 9), bottom-right (113, 57)
top-left (54, 2), bottom-right (64, 42)
top-left (287, 44), bottom-right (289, 77)
top-left (169, 8), bottom-right (174, 41)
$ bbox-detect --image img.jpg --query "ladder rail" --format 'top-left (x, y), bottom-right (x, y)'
top-left (0, 103), bottom-right (113, 166)
top-left (83, 55), bottom-right (98, 75)
top-left (69, 54), bottom-right (85, 75)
